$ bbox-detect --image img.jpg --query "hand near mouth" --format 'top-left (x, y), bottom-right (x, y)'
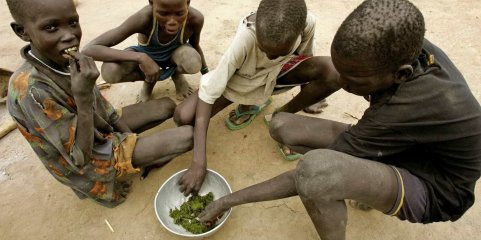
top-left (62, 46), bottom-right (79, 60)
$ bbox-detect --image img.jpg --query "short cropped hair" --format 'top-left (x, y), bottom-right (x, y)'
top-left (332, 0), bottom-right (425, 69)
top-left (256, 0), bottom-right (307, 44)
top-left (6, 0), bottom-right (28, 22)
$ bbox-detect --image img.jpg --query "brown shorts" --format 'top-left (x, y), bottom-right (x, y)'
top-left (384, 166), bottom-right (428, 223)
top-left (113, 133), bottom-right (141, 178)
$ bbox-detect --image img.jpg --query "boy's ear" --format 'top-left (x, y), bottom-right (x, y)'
top-left (394, 64), bottom-right (413, 84)
top-left (10, 22), bottom-right (30, 42)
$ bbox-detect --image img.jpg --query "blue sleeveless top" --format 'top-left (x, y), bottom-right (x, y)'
top-left (129, 16), bottom-right (186, 80)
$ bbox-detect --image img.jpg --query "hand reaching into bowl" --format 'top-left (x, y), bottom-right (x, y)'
top-left (199, 197), bottom-right (230, 226)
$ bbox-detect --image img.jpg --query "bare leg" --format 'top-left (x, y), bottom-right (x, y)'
top-left (276, 56), bottom-right (341, 113)
top-left (137, 81), bottom-right (156, 103)
top-left (303, 98), bottom-right (328, 114)
top-left (119, 97), bottom-right (175, 133)
top-left (200, 149), bottom-right (398, 240)
top-left (173, 90), bottom-right (233, 126)
top-left (295, 149), bottom-right (398, 240)
top-left (171, 45), bottom-right (201, 100)
top-left (119, 97), bottom-right (193, 171)
top-left (269, 112), bottom-right (348, 154)
top-left (100, 49), bottom-right (146, 84)
top-left (132, 125), bottom-right (193, 167)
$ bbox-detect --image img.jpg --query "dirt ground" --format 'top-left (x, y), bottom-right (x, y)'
top-left (1, 0), bottom-right (480, 239)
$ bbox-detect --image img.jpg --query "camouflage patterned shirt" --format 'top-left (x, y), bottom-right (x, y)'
top-left (7, 46), bottom-right (128, 207)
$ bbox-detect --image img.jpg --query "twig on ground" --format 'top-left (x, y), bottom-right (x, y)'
top-left (104, 219), bottom-right (115, 233)
top-left (343, 112), bottom-right (359, 120)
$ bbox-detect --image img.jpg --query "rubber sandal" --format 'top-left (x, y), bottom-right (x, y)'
top-left (277, 143), bottom-right (302, 161)
top-left (263, 114), bottom-right (272, 127)
top-left (225, 98), bottom-right (272, 130)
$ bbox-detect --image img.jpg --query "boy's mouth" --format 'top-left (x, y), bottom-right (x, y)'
top-left (165, 27), bottom-right (179, 35)
top-left (62, 46), bottom-right (79, 59)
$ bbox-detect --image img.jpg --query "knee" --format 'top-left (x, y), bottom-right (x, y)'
top-left (174, 48), bottom-right (201, 74)
top-left (178, 57), bottom-right (201, 74)
top-left (268, 112), bottom-right (294, 144)
top-left (295, 149), bottom-right (344, 200)
top-left (101, 63), bottom-right (123, 84)
top-left (161, 97), bottom-right (176, 112)
top-left (176, 125), bottom-right (194, 151)
top-left (153, 97), bottom-right (176, 118)
top-left (173, 105), bottom-right (194, 126)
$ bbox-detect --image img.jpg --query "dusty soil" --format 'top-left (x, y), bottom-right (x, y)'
top-left (1, 0), bottom-right (480, 239)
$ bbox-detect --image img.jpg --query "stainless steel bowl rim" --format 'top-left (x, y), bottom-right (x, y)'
top-left (154, 169), bottom-right (233, 238)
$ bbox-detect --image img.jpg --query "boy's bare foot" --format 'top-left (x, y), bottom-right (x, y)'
top-left (137, 82), bottom-right (155, 103)
top-left (280, 144), bottom-right (295, 155)
top-left (172, 73), bottom-right (193, 101)
top-left (199, 198), bottom-right (228, 226)
top-left (228, 105), bottom-right (254, 125)
top-left (303, 99), bottom-right (328, 114)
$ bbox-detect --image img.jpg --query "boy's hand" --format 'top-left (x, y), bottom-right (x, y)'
top-left (70, 53), bottom-right (99, 95)
top-left (178, 164), bottom-right (207, 196)
top-left (138, 53), bottom-right (160, 83)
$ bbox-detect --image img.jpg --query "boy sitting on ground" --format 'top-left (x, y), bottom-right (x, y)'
top-left (83, 0), bottom-right (207, 102)
top-left (198, 0), bottom-right (481, 239)
top-left (6, 0), bottom-right (193, 207)
top-left (173, 0), bottom-right (340, 196)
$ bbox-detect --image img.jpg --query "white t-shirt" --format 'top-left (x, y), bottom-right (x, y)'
top-left (199, 12), bottom-right (316, 105)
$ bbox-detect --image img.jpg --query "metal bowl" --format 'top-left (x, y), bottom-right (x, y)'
top-left (154, 169), bottom-right (232, 238)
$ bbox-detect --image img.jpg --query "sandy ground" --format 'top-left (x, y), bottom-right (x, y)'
top-left (1, 0), bottom-right (480, 239)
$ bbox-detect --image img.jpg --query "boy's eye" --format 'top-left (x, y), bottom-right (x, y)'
top-left (44, 25), bottom-right (57, 32)
top-left (176, 11), bottom-right (185, 16)
top-left (69, 20), bottom-right (79, 27)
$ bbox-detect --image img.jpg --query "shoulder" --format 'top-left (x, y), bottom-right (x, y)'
top-left (187, 7), bottom-right (204, 29)
top-left (8, 62), bottom-right (38, 102)
top-left (124, 5), bottom-right (153, 34)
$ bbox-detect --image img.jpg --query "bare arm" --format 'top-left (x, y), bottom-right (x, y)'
top-left (69, 54), bottom-right (100, 166)
top-left (82, 6), bottom-right (151, 63)
top-left (277, 56), bottom-right (341, 113)
top-left (178, 99), bottom-right (211, 196)
top-left (188, 8), bottom-right (207, 69)
top-left (199, 170), bottom-right (298, 223)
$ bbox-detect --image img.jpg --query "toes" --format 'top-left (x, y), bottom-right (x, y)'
top-left (234, 114), bottom-right (250, 125)
top-left (281, 145), bottom-right (291, 155)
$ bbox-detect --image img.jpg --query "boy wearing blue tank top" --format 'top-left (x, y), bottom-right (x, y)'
top-left (84, 0), bottom-right (207, 102)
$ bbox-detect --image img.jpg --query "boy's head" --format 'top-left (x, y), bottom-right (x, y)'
top-left (151, 0), bottom-right (190, 35)
top-left (256, 0), bottom-right (307, 60)
top-left (8, 0), bottom-right (81, 69)
top-left (331, 0), bottom-right (425, 96)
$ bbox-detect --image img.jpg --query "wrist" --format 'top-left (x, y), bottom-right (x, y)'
top-left (73, 92), bottom-right (94, 104)
top-left (191, 159), bottom-right (207, 169)
top-left (136, 52), bottom-right (148, 63)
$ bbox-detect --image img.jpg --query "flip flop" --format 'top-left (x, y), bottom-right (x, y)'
top-left (225, 98), bottom-right (272, 130)
top-left (277, 143), bottom-right (302, 161)
top-left (264, 115), bottom-right (302, 161)
top-left (263, 114), bottom-right (272, 127)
